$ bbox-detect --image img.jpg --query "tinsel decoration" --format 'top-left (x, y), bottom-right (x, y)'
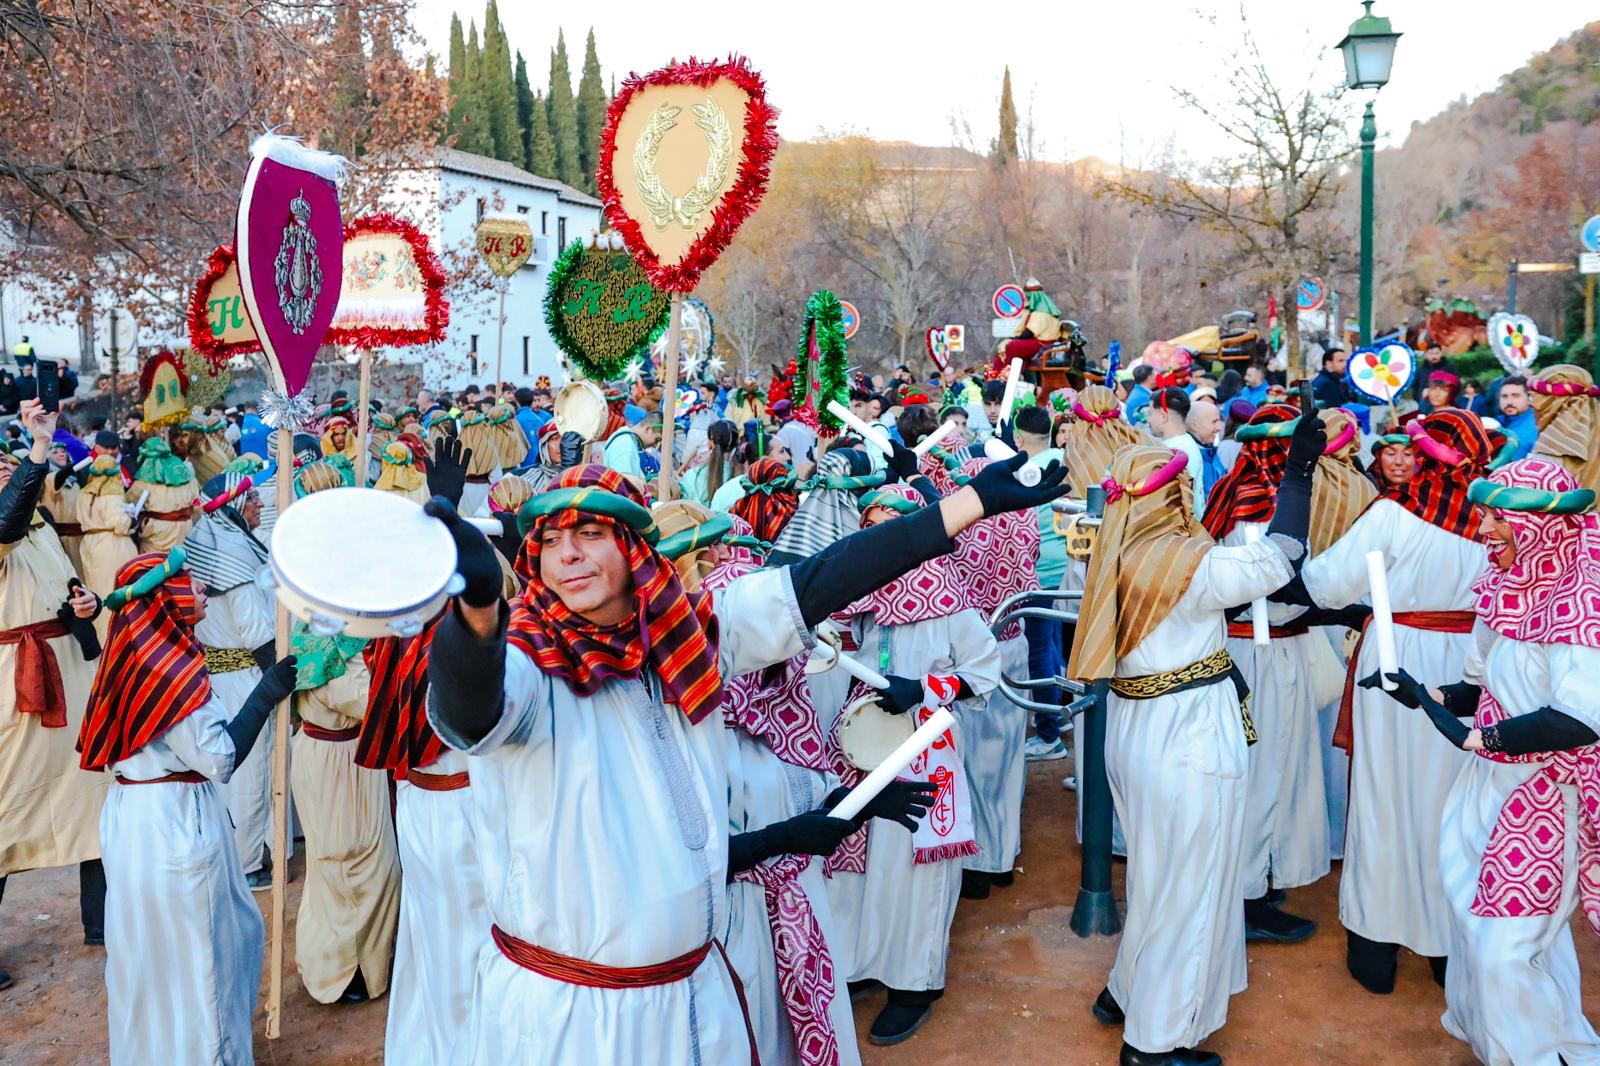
top-left (596, 56), bottom-right (779, 292)
top-left (792, 290), bottom-right (849, 436)
top-left (766, 356), bottom-right (796, 410)
top-left (327, 213), bottom-right (450, 349)
top-left (187, 244), bottom-right (261, 370)
top-left (181, 350), bottom-right (231, 410)
top-left (544, 237), bottom-right (671, 381)
top-left (259, 386), bottom-right (315, 430)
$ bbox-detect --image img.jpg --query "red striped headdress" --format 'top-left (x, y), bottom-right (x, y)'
top-left (354, 610), bottom-right (447, 775)
top-left (509, 465), bottom-right (722, 723)
top-left (730, 457), bottom-right (799, 544)
top-left (1390, 408), bottom-right (1492, 540)
top-left (1202, 403), bottom-right (1298, 540)
top-left (78, 550), bottom-right (211, 771)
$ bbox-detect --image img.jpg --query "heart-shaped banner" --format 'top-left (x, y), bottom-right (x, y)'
top-left (927, 327), bottom-right (951, 374)
top-left (545, 237), bottom-right (671, 381)
top-left (1346, 341), bottom-right (1415, 404)
top-left (598, 56), bottom-right (778, 293)
top-left (1487, 311), bottom-right (1540, 373)
top-left (235, 135), bottom-right (346, 398)
top-left (188, 244), bottom-right (261, 371)
top-left (476, 217), bottom-right (534, 279)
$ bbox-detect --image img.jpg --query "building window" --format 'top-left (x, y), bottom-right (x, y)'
top-left (540, 211), bottom-right (548, 235)
top-left (475, 197), bottom-right (486, 222)
top-left (516, 205), bottom-right (529, 215)
top-left (558, 216), bottom-right (567, 247)
top-left (522, 336), bottom-right (530, 376)
top-left (469, 335), bottom-right (479, 377)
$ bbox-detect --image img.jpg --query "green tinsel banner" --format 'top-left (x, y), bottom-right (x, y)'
top-left (794, 289), bottom-right (849, 436)
top-left (544, 239), bottom-right (672, 381)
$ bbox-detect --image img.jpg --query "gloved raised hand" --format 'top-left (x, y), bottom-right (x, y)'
top-left (874, 673), bottom-right (927, 716)
top-left (426, 434), bottom-right (471, 507)
top-left (249, 656), bottom-right (300, 708)
top-left (558, 431), bottom-right (587, 470)
top-left (826, 780), bottom-right (938, 831)
top-left (425, 497), bottom-right (502, 607)
top-left (1361, 667), bottom-right (1469, 748)
top-left (883, 441), bottom-right (921, 485)
top-left (967, 449), bottom-right (1070, 517)
top-left (1284, 413), bottom-right (1328, 480)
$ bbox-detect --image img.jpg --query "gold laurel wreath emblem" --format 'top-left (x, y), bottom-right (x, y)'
top-left (633, 97), bottom-right (734, 231)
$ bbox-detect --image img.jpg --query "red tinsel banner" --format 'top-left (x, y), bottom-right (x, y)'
top-left (327, 213), bottom-right (450, 350)
top-left (187, 244), bottom-right (262, 371)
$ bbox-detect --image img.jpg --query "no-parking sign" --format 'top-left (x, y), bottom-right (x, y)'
top-left (839, 300), bottom-right (860, 340)
top-left (993, 284), bottom-right (1025, 318)
top-left (1295, 277), bottom-right (1326, 313)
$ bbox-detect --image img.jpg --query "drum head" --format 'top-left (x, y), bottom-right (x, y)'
top-left (270, 488), bottom-right (456, 636)
top-left (804, 624), bottom-right (842, 676)
top-left (554, 380), bottom-right (606, 441)
top-left (838, 693), bottom-right (914, 771)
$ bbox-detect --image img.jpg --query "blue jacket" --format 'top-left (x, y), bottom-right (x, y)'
top-left (514, 407), bottom-right (550, 465)
top-left (1502, 407), bottom-right (1539, 461)
top-left (1124, 384), bottom-right (1152, 424)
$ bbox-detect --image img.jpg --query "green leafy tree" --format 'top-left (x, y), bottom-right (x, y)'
top-left (547, 30), bottom-right (582, 188)
top-left (452, 22), bottom-right (493, 156)
top-left (994, 66), bottom-right (1018, 166)
top-left (528, 90), bottom-right (557, 177)
top-left (479, 0), bottom-right (521, 164)
top-left (514, 50), bottom-right (536, 170)
top-left (575, 29), bottom-right (607, 193)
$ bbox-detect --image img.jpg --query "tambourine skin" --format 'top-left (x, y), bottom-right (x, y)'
top-left (838, 694), bottom-right (915, 772)
top-left (554, 380), bottom-right (607, 443)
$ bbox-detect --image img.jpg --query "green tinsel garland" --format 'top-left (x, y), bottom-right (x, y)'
top-left (543, 238), bottom-right (671, 382)
top-left (793, 290), bottom-right (850, 435)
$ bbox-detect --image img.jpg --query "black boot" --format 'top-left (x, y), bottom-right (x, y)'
top-left (1092, 986), bottom-right (1125, 1025)
top-left (80, 859), bottom-right (106, 946)
top-left (989, 870), bottom-right (1016, 888)
top-left (1346, 930), bottom-right (1399, 994)
top-left (1119, 1042), bottom-right (1221, 1065)
top-left (1428, 955), bottom-right (1448, 988)
top-left (960, 869), bottom-right (992, 900)
top-left (847, 978), bottom-right (882, 1004)
top-left (1244, 896), bottom-right (1316, 944)
top-left (869, 988), bottom-right (941, 1046)
top-left (340, 968), bottom-right (370, 1004)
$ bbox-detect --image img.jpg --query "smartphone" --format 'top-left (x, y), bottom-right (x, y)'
top-left (35, 359), bottom-right (60, 413)
top-left (1298, 379), bottom-right (1316, 414)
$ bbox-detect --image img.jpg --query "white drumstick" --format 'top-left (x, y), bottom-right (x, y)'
top-left (128, 489), bottom-right (149, 516)
top-left (826, 400), bottom-right (893, 457)
top-left (1245, 526), bottom-right (1270, 646)
top-left (1365, 550), bottom-right (1398, 691)
top-left (997, 358), bottom-right (1023, 426)
top-left (983, 437), bottom-right (1043, 487)
top-left (829, 706), bottom-right (956, 822)
top-left (466, 516), bottom-right (503, 537)
top-left (831, 649), bottom-right (893, 691)
top-left (912, 419), bottom-right (959, 457)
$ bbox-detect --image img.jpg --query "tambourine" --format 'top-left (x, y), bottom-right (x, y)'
top-left (554, 379), bottom-right (608, 442)
top-left (804, 622), bottom-right (845, 675)
top-left (837, 692), bottom-right (916, 771)
top-left (265, 487), bottom-right (459, 639)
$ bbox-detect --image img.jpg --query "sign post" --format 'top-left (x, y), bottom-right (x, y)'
top-left (1582, 215), bottom-right (1600, 354)
top-left (475, 217), bottom-right (534, 388)
top-left (1295, 276), bottom-right (1326, 313)
top-left (96, 308), bottom-right (137, 423)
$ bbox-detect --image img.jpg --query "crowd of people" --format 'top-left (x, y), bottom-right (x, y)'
top-left (2, 342), bottom-right (1599, 1066)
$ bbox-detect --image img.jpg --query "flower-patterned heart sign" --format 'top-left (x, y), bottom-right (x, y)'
top-left (926, 327), bottom-right (951, 374)
top-left (1487, 312), bottom-right (1540, 374)
top-left (1347, 342), bottom-right (1416, 404)
top-left (598, 56), bottom-right (778, 293)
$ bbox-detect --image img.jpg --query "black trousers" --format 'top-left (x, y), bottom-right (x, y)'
top-left (0, 859), bottom-right (105, 937)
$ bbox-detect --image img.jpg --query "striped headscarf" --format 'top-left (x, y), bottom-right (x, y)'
top-left (1530, 364), bottom-right (1600, 494)
top-left (1311, 408), bottom-right (1377, 555)
top-left (354, 610), bottom-right (448, 775)
top-left (1067, 444), bottom-right (1213, 683)
top-left (1389, 408), bottom-right (1493, 541)
top-left (1058, 385), bottom-right (1142, 499)
top-left (78, 550), bottom-right (211, 771)
top-left (730, 457), bottom-right (799, 544)
top-left (509, 465), bottom-right (723, 724)
top-left (1202, 403), bottom-right (1297, 541)
top-left (183, 471), bottom-right (269, 595)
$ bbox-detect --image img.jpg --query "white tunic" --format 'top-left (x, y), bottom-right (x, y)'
top-left (436, 567), bottom-right (811, 1065)
top-left (957, 632), bottom-right (1029, 874)
top-left (1106, 537), bottom-right (1291, 1055)
top-left (1221, 522), bottom-right (1330, 896)
top-left (100, 695), bottom-right (264, 1066)
top-left (722, 730), bottom-right (861, 1066)
top-left (1303, 499), bottom-right (1482, 955)
top-left (1439, 628), bottom-right (1600, 1066)
top-left (384, 749), bottom-right (490, 1066)
top-left (193, 578), bottom-right (281, 874)
top-left (826, 608), bottom-right (1002, 991)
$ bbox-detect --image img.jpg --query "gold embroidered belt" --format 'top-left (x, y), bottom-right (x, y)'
top-left (1109, 649), bottom-right (1257, 745)
top-left (203, 645), bottom-right (257, 674)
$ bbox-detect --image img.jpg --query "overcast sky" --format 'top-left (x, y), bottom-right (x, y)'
top-left (412, 0), bottom-right (1592, 165)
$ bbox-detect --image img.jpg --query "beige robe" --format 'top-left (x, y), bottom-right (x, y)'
top-left (130, 480), bottom-right (196, 552)
top-left (0, 524), bottom-right (108, 875)
top-left (75, 485), bottom-right (138, 642)
top-left (289, 656), bottom-right (402, 1003)
top-left (41, 477), bottom-right (84, 576)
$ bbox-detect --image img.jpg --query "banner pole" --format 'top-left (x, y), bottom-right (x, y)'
top-left (657, 293), bottom-right (684, 501)
top-left (265, 424), bottom-right (293, 1039)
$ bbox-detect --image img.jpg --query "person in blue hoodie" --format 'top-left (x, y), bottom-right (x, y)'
top-left (1496, 375), bottom-right (1539, 460)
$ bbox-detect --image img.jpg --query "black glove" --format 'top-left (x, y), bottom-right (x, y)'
top-left (727, 810), bottom-right (860, 876)
top-left (825, 780), bottom-right (938, 832)
top-left (558, 431), bottom-right (586, 470)
top-left (0, 456), bottom-right (47, 545)
top-left (1362, 668), bottom-right (1470, 749)
top-left (874, 673), bottom-right (926, 716)
top-left (426, 434), bottom-right (470, 508)
top-left (226, 656), bottom-right (299, 765)
top-left (1328, 603), bottom-right (1372, 631)
top-left (425, 497), bottom-right (503, 607)
top-left (1439, 681), bottom-right (1482, 719)
top-left (52, 466), bottom-right (74, 491)
top-left (1284, 413), bottom-right (1327, 481)
top-left (968, 448), bottom-right (1070, 518)
top-left (998, 416), bottom-right (1017, 452)
top-left (1481, 707), bottom-right (1599, 757)
top-left (56, 580), bottom-right (101, 662)
top-left (884, 441), bottom-right (920, 485)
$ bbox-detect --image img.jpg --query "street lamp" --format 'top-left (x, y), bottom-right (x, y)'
top-left (1338, 1), bottom-right (1401, 347)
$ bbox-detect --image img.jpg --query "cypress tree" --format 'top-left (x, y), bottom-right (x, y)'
top-left (995, 66), bottom-right (1019, 166)
top-left (547, 30), bottom-right (582, 188)
top-left (326, 6), bottom-right (368, 158)
top-left (480, 0), bottom-right (521, 164)
top-left (454, 22), bottom-right (493, 156)
top-left (446, 14), bottom-right (469, 144)
top-left (528, 91), bottom-right (557, 177)
top-left (575, 29), bottom-right (607, 193)
top-left (514, 50), bottom-right (536, 171)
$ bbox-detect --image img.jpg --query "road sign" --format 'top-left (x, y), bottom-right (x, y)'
top-left (96, 307), bottom-right (138, 373)
top-left (993, 284), bottom-right (1025, 318)
top-left (991, 318), bottom-right (1015, 339)
top-left (1581, 252), bottom-right (1600, 276)
top-left (1295, 277), bottom-right (1326, 313)
top-left (839, 300), bottom-right (860, 340)
top-left (1581, 214), bottom-right (1600, 254)
top-left (945, 324), bottom-right (965, 353)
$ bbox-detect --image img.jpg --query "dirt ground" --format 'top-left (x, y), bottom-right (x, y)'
top-left (3, 760), bottom-right (1595, 1065)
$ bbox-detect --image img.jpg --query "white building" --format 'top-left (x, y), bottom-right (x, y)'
top-left (380, 147), bottom-right (603, 391)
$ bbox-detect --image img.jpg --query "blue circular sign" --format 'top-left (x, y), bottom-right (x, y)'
top-left (1582, 215), bottom-right (1600, 254)
top-left (838, 300), bottom-right (860, 340)
top-left (993, 284), bottom-right (1025, 318)
top-left (1295, 277), bottom-right (1325, 312)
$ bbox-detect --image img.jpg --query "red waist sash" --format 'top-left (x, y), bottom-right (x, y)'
top-left (403, 768), bottom-right (469, 792)
top-left (0, 618), bottom-right (71, 727)
top-left (115, 770), bottom-right (208, 785)
top-left (1334, 610), bottom-right (1475, 752)
top-left (143, 507), bottom-right (193, 522)
top-left (490, 926), bottom-right (758, 1063)
top-left (301, 721), bottom-right (360, 742)
top-left (1225, 621), bottom-right (1310, 640)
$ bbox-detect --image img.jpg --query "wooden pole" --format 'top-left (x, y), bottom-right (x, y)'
top-left (494, 281), bottom-right (508, 393)
top-left (265, 423), bottom-right (293, 1040)
top-left (657, 293), bottom-right (684, 501)
top-left (357, 349), bottom-right (372, 488)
